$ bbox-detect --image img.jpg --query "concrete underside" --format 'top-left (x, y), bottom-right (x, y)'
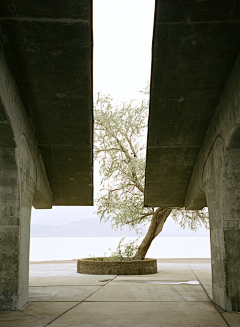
top-left (145, 0), bottom-right (240, 207)
top-left (0, 1), bottom-right (93, 206)
top-left (1, 261), bottom-right (240, 326)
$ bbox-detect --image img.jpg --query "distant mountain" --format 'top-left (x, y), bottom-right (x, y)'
top-left (31, 218), bottom-right (140, 237)
top-left (30, 218), bottom-right (209, 237)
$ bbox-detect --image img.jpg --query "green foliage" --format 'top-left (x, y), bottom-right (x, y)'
top-left (108, 237), bottom-right (140, 261)
top-left (172, 207), bottom-right (209, 231)
top-left (94, 91), bottom-right (152, 233)
top-left (94, 87), bottom-right (209, 235)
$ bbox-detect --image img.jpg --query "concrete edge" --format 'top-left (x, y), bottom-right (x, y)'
top-left (29, 258), bottom-right (211, 264)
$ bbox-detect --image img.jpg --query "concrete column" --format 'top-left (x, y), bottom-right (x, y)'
top-left (185, 53), bottom-right (240, 312)
top-left (203, 137), bottom-right (240, 312)
top-left (0, 43), bottom-right (52, 311)
top-left (0, 142), bottom-right (36, 310)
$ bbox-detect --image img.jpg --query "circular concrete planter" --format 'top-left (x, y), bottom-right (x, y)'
top-left (77, 257), bottom-right (157, 275)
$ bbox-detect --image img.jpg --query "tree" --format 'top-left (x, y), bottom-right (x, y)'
top-left (94, 90), bottom-right (209, 260)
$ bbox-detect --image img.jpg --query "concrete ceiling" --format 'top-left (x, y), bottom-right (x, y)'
top-left (145, 0), bottom-right (240, 207)
top-left (0, 1), bottom-right (93, 206)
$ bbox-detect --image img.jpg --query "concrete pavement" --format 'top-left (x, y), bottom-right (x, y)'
top-left (0, 259), bottom-right (239, 326)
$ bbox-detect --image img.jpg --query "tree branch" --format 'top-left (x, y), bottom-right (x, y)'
top-left (96, 117), bottom-right (145, 193)
top-left (126, 212), bottom-right (153, 224)
top-left (95, 148), bottom-right (121, 153)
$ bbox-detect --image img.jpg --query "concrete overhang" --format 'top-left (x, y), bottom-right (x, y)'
top-left (0, 1), bottom-right (93, 206)
top-left (145, 0), bottom-right (240, 208)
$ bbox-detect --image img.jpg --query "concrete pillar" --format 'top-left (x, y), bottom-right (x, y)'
top-left (0, 42), bottom-right (52, 310)
top-left (0, 138), bottom-right (36, 310)
top-left (203, 136), bottom-right (240, 312)
top-left (185, 53), bottom-right (240, 312)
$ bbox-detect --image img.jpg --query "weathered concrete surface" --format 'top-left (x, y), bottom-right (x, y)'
top-left (190, 270), bottom-right (213, 299)
top-left (0, 1), bottom-right (93, 311)
top-left (0, 1), bottom-right (93, 206)
top-left (111, 265), bottom-right (197, 285)
top-left (114, 269), bottom-right (196, 281)
top-left (0, 311), bottom-right (50, 327)
top-left (48, 302), bottom-right (227, 327)
top-left (145, 0), bottom-right (240, 312)
top-left (85, 283), bottom-right (209, 302)
top-left (145, 0), bottom-right (240, 207)
top-left (0, 302), bottom-right (77, 327)
top-left (184, 54), bottom-right (240, 311)
top-left (0, 44), bottom-right (52, 209)
top-left (28, 286), bottom-right (100, 302)
top-left (0, 43), bottom-right (53, 310)
top-left (222, 312), bottom-right (240, 327)
top-left (2, 261), bottom-right (239, 327)
top-left (29, 275), bottom-right (113, 286)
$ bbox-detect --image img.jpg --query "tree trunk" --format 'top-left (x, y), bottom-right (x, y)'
top-left (132, 208), bottom-right (172, 260)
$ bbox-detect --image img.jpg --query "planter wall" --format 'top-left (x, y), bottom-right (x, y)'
top-left (77, 257), bottom-right (157, 275)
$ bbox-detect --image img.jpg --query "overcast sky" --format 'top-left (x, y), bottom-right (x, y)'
top-left (93, 0), bottom-right (155, 102)
top-left (31, 1), bottom-right (209, 237)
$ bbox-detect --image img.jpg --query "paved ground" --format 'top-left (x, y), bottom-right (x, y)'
top-left (0, 260), bottom-right (240, 326)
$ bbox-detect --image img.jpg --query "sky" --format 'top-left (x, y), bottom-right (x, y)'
top-left (31, 1), bottom-right (209, 237)
top-left (93, 0), bottom-right (155, 102)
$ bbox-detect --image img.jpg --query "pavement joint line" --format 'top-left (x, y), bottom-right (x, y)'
top-left (217, 306), bottom-right (231, 327)
top-left (31, 274), bottom-right (118, 326)
top-left (84, 300), bottom-right (211, 303)
top-left (43, 301), bottom-right (82, 327)
top-left (25, 300), bottom-right (82, 303)
top-left (188, 264), bottom-right (213, 299)
top-left (30, 285), bottom-right (104, 287)
top-left (220, 312), bottom-right (238, 327)
top-left (101, 281), bottom-right (200, 285)
top-left (81, 274), bottom-right (118, 303)
top-left (188, 263), bottom-right (230, 327)
top-left (188, 263), bottom-right (211, 300)
top-left (83, 300), bottom-right (215, 303)
top-left (212, 302), bottom-right (231, 327)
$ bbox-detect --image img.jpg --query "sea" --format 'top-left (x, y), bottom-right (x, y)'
top-left (29, 236), bottom-right (211, 261)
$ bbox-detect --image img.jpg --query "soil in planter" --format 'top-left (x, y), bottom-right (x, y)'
top-left (88, 257), bottom-right (134, 262)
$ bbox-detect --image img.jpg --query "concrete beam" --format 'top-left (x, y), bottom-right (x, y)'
top-left (145, 0), bottom-right (240, 207)
top-left (0, 0), bottom-right (93, 206)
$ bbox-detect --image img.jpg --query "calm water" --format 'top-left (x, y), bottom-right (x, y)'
top-left (29, 237), bottom-right (211, 261)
